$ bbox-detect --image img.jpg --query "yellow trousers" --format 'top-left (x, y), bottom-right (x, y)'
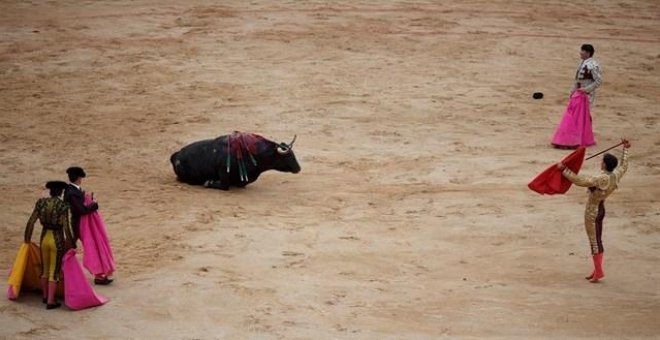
top-left (41, 231), bottom-right (57, 281)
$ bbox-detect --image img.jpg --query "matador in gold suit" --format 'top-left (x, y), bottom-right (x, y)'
top-left (558, 139), bottom-right (630, 282)
top-left (24, 181), bottom-right (75, 309)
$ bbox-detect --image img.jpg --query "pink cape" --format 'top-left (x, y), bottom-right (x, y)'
top-left (528, 147), bottom-right (585, 195)
top-left (6, 244), bottom-right (106, 310)
top-left (62, 249), bottom-right (108, 310)
top-left (79, 195), bottom-right (116, 277)
top-left (551, 91), bottom-right (596, 148)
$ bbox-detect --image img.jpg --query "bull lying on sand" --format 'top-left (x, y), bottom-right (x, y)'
top-left (170, 132), bottom-right (301, 190)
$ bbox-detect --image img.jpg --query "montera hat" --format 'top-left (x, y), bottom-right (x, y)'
top-left (66, 166), bottom-right (86, 178)
top-left (45, 181), bottom-right (68, 191)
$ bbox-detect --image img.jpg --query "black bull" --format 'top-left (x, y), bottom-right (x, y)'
top-left (170, 132), bottom-right (301, 190)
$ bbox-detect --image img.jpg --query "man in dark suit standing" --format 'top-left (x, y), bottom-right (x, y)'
top-left (64, 166), bottom-right (112, 285)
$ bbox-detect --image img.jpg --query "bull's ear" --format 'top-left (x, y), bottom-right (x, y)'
top-left (277, 143), bottom-right (290, 155)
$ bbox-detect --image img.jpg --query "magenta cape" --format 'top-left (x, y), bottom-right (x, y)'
top-left (528, 147), bottom-right (585, 195)
top-left (62, 249), bottom-right (108, 310)
top-left (6, 244), bottom-right (107, 310)
top-left (551, 91), bottom-right (596, 148)
top-left (79, 195), bottom-right (116, 277)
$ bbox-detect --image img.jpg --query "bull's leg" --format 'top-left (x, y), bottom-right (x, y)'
top-left (204, 179), bottom-right (229, 191)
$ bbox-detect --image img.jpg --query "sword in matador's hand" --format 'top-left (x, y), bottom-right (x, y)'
top-left (585, 138), bottom-right (630, 161)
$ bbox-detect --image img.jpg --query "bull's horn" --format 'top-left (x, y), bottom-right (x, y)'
top-left (288, 135), bottom-right (297, 148)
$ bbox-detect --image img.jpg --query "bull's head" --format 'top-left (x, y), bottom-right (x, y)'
top-left (275, 135), bottom-right (301, 173)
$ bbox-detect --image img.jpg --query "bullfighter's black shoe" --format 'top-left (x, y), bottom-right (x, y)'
top-left (94, 277), bottom-right (114, 285)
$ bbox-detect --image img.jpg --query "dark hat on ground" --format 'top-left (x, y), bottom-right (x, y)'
top-left (45, 181), bottom-right (68, 190)
top-left (66, 166), bottom-right (86, 178)
top-left (532, 92), bottom-right (544, 100)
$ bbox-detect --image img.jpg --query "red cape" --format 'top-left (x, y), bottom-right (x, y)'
top-left (528, 147), bottom-right (585, 195)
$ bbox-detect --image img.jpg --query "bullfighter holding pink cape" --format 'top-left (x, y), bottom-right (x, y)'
top-left (552, 43), bottom-right (603, 149)
top-left (64, 166), bottom-right (115, 285)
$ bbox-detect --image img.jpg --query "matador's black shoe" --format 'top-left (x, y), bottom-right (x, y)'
top-left (46, 302), bottom-right (61, 310)
top-left (94, 277), bottom-right (114, 285)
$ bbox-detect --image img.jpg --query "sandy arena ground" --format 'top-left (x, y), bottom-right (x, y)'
top-left (1, 1), bottom-right (659, 338)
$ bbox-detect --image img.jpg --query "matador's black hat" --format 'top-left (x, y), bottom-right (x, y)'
top-left (66, 166), bottom-right (86, 179)
top-left (45, 181), bottom-right (68, 191)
